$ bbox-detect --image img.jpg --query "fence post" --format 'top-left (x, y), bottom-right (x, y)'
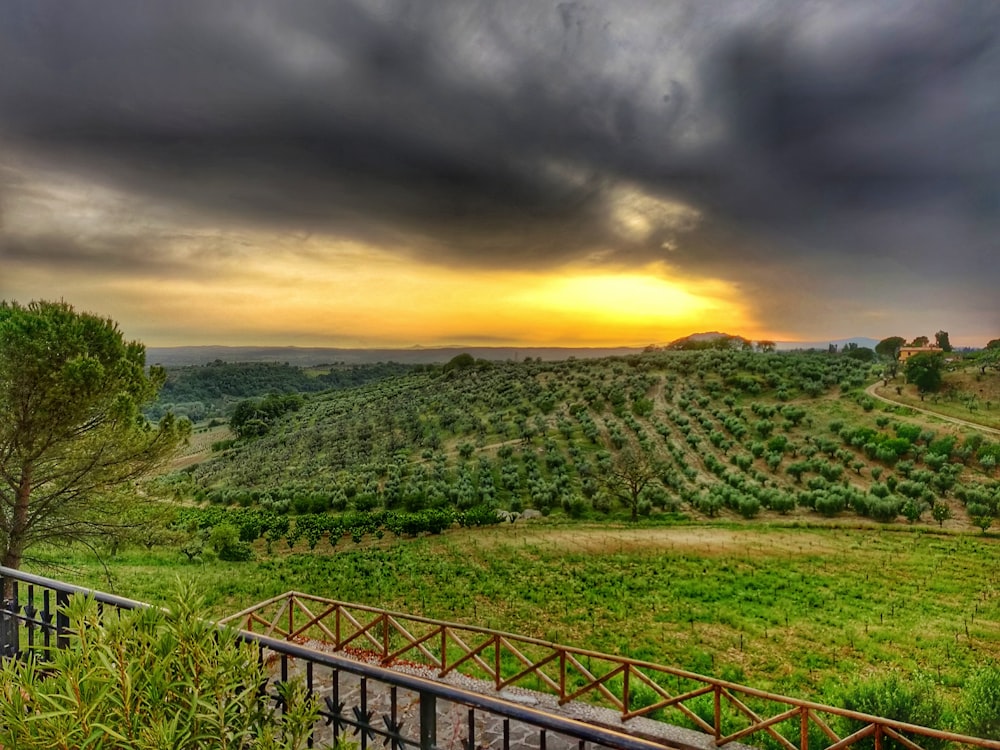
top-left (714, 685), bottom-right (722, 740)
top-left (419, 690), bottom-right (437, 750)
top-left (55, 589), bottom-right (70, 650)
top-left (622, 664), bottom-right (630, 719)
top-left (1, 579), bottom-right (19, 657)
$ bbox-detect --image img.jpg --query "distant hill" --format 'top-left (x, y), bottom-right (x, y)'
top-left (664, 332), bottom-right (750, 350)
top-left (777, 337), bottom-right (880, 352)
top-left (146, 345), bottom-right (641, 368)
top-left (146, 338), bottom-right (886, 367)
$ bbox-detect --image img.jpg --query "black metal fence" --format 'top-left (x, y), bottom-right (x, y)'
top-left (0, 566), bottom-right (684, 750)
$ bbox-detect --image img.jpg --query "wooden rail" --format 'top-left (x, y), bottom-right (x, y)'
top-left (221, 592), bottom-right (1000, 750)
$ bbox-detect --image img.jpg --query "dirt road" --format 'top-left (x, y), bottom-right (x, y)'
top-left (864, 383), bottom-right (1000, 437)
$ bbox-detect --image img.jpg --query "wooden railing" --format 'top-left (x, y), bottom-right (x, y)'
top-left (221, 591), bottom-right (1000, 750)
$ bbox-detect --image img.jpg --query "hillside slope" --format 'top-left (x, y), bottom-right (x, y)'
top-left (165, 350), bottom-right (1000, 529)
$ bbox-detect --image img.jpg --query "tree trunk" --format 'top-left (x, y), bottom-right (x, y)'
top-left (2, 466), bottom-right (32, 575)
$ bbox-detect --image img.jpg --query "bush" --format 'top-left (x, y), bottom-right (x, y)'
top-left (837, 673), bottom-right (946, 750)
top-left (814, 493), bottom-right (846, 517)
top-left (0, 587), bottom-right (322, 749)
top-left (209, 523), bottom-right (254, 562)
top-left (737, 497), bottom-right (761, 519)
top-left (959, 665), bottom-right (1000, 739)
top-left (870, 497), bottom-right (901, 523)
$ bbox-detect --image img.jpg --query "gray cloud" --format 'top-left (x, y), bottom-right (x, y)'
top-left (1, 0), bottom-right (998, 335)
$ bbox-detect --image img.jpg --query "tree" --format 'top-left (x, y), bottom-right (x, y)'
top-left (0, 301), bottom-right (188, 571)
top-left (844, 346), bottom-right (876, 362)
top-left (904, 352), bottom-right (944, 399)
top-left (988, 338), bottom-right (1000, 350)
top-left (977, 347), bottom-right (1000, 376)
top-left (934, 330), bottom-right (952, 352)
top-left (230, 393), bottom-right (304, 439)
top-left (757, 340), bottom-right (776, 353)
top-left (909, 335), bottom-right (930, 347)
top-left (604, 446), bottom-right (657, 521)
top-left (931, 503), bottom-right (952, 527)
top-left (875, 336), bottom-right (906, 377)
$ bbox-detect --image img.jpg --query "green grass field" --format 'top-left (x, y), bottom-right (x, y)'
top-left (37, 520), bottom-right (1000, 706)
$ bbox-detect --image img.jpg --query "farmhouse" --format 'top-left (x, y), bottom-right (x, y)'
top-left (898, 345), bottom-right (942, 362)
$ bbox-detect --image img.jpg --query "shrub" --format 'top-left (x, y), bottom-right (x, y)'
top-left (814, 493), bottom-right (846, 517)
top-left (837, 672), bottom-right (945, 750)
top-left (564, 495), bottom-right (588, 519)
top-left (694, 493), bottom-right (722, 517)
top-left (209, 523), bottom-right (253, 562)
top-left (901, 499), bottom-right (927, 524)
top-left (737, 497), bottom-right (761, 519)
top-left (870, 497), bottom-right (901, 523)
top-left (959, 665), bottom-right (1000, 739)
top-left (0, 588), bottom-right (322, 749)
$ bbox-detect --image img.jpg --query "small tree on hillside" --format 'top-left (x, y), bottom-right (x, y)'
top-left (604, 446), bottom-right (658, 522)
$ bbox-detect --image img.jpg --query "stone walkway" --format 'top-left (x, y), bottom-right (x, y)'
top-left (270, 643), bottom-right (750, 750)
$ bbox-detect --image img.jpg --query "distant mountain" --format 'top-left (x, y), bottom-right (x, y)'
top-left (145, 345), bottom-right (642, 367)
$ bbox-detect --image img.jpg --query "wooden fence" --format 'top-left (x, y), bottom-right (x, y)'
top-left (221, 592), bottom-right (1000, 750)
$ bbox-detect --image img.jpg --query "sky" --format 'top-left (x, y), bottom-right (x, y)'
top-left (1, 1), bottom-right (998, 349)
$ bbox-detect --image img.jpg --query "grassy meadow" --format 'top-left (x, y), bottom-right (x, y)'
top-left (39, 519), bottom-right (1000, 706)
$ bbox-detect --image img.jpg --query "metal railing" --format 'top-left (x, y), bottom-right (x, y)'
top-left (221, 590), bottom-right (1000, 750)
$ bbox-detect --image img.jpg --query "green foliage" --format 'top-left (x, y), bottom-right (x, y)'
top-left (209, 523), bottom-right (254, 561)
top-left (153, 361), bottom-right (316, 418)
top-left (931, 503), bottom-right (952, 526)
top-left (934, 331), bottom-right (952, 353)
top-left (844, 346), bottom-right (876, 362)
top-left (0, 587), bottom-right (324, 749)
top-left (42, 525), bottom-right (1000, 717)
top-left (231, 393), bottom-right (305, 439)
top-left (170, 506), bottom-right (500, 547)
top-left (0, 300), bottom-right (189, 569)
top-left (958, 665), bottom-right (1000, 739)
top-left (153, 347), bottom-right (999, 533)
top-left (737, 496), bottom-right (761, 519)
top-left (876, 337), bottom-right (906, 360)
top-left (905, 353), bottom-right (945, 395)
top-left (838, 673), bottom-right (945, 750)
top-left (443, 353), bottom-right (476, 372)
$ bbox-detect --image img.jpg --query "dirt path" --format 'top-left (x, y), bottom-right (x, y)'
top-left (864, 383), bottom-right (1000, 436)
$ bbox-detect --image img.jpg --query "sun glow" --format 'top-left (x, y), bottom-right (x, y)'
top-left (9, 218), bottom-right (753, 347)
top-left (503, 267), bottom-right (751, 344)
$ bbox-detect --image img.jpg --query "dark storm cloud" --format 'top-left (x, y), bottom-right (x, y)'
top-left (1, 0), bottom-right (998, 331)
